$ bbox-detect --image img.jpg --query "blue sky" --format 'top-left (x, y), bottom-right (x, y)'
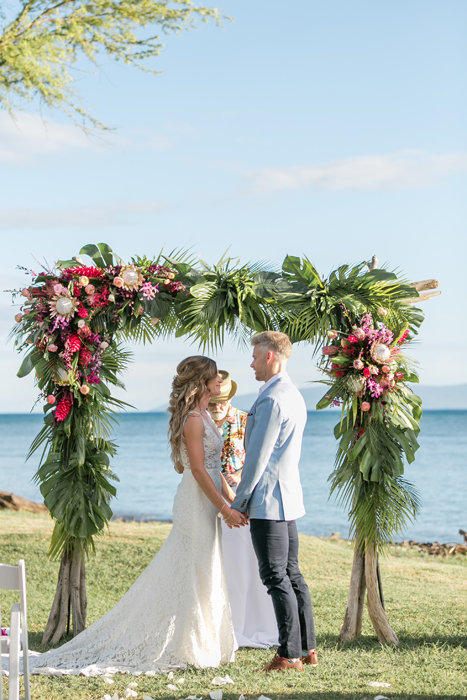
top-left (1, 0), bottom-right (466, 412)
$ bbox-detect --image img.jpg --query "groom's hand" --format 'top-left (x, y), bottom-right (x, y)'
top-left (224, 507), bottom-right (248, 528)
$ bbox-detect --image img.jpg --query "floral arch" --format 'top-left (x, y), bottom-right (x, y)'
top-left (12, 242), bottom-right (427, 646)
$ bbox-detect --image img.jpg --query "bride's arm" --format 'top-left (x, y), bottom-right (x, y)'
top-left (184, 415), bottom-right (246, 527)
top-left (220, 474), bottom-right (236, 504)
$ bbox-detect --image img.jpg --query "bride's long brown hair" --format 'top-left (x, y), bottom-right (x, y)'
top-left (168, 355), bottom-right (218, 473)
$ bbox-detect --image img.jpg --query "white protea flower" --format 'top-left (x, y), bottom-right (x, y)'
top-left (346, 375), bottom-right (365, 394)
top-left (371, 342), bottom-right (391, 363)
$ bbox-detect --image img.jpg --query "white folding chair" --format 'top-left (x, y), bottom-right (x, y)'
top-left (0, 560), bottom-right (30, 700)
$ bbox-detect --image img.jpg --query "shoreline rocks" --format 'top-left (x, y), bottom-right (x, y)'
top-left (0, 490), bottom-right (48, 514)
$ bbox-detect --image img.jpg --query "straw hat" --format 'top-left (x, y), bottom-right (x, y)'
top-left (209, 370), bottom-right (237, 403)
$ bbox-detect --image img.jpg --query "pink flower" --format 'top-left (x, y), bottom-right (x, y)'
top-left (46, 395), bottom-right (56, 404)
top-left (47, 344), bottom-right (58, 352)
top-left (378, 307), bottom-right (388, 316)
top-left (14, 313), bottom-right (23, 322)
top-left (341, 339), bottom-right (349, 348)
top-left (113, 276), bottom-right (124, 288)
top-left (78, 276), bottom-right (89, 287)
top-left (382, 365), bottom-right (390, 374)
top-left (347, 334), bottom-right (358, 343)
top-left (363, 367), bottom-right (371, 378)
top-left (80, 385), bottom-right (90, 395)
top-left (21, 288), bottom-right (32, 299)
top-left (361, 401), bottom-right (371, 412)
top-left (328, 330), bottom-right (338, 339)
top-left (353, 359), bottom-right (364, 370)
top-left (84, 284), bottom-right (95, 295)
top-left (322, 346), bottom-right (339, 356)
top-left (353, 328), bottom-right (366, 341)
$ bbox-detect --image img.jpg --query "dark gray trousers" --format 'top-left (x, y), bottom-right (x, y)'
top-left (250, 518), bottom-right (316, 659)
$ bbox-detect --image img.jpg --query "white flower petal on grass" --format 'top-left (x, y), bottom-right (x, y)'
top-left (259, 696), bottom-right (273, 700)
top-left (374, 695), bottom-right (390, 700)
top-left (182, 696), bottom-right (203, 700)
top-left (368, 682), bottom-right (391, 688)
top-left (176, 677), bottom-right (186, 684)
top-left (238, 695), bottom-right (246, 700)
top-left (167, 671), bottom-right (175, 679)
top-left (128, 681), bottom-right (138, 688)
top-left (167, 683), bottom-right (178, 691)
top-left (211, 674), bottom-right (234, 685)
top-left (103, 677), bottom-right (115, 684)
top-left (124, 689), bottom-right (138, 698)
top-left (143, 696), bottom-right (155, 700)
top-left (209, 690), bottom-right (223, 700)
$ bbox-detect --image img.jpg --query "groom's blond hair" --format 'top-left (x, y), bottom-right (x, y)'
top-left (251, 331), bottom-right (292, 361)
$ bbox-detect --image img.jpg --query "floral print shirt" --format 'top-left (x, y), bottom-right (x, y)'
top-left (219, 404), bottom-right (247, 474)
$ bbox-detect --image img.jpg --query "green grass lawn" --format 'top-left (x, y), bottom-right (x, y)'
top-left (1, 511), bottom-right (465, 700)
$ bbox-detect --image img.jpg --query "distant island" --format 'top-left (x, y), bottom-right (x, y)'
top-left (154, 384), bottom-right (467, 412)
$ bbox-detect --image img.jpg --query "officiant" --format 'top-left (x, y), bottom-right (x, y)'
top-left (209, 371), bottom-right (278, 649)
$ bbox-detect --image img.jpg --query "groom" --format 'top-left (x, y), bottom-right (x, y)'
top-left (231, 331), bottom-right (317, 672)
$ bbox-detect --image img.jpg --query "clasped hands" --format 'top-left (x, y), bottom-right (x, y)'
top-left (223, 506), bottom-right (248, 529)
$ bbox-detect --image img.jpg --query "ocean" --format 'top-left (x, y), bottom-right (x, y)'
top-left (1, 411), bottom-right (465, 543)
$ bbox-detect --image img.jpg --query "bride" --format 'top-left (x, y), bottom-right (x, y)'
top-left (29, 356), bottom-right (246, 675)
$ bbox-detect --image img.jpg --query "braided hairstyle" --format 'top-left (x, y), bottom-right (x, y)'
top-left (168, 355), bottom-right (218, 473)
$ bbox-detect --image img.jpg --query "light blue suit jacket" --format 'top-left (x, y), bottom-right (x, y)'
top-left (231, 374), bottom-right (307, 520)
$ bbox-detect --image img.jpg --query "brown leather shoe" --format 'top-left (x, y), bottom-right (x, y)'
top-left (262, 653), bottom-right (304, 672)
top-left (302, 649), bottom-right (318, 666)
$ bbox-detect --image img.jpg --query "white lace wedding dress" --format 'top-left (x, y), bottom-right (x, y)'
top-left (28, 410), bottom-right (236, 675)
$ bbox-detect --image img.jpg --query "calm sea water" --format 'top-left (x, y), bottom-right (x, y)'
top-left (1, 411), bottom-right (465, 543)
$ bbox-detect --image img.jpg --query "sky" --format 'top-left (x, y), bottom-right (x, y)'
top-left (1, 0), bottom-right (466, 412)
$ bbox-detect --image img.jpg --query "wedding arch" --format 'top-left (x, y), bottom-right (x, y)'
top-left (12, 242), bottom-right (439, 646)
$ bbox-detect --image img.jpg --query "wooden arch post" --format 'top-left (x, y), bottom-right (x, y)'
top-left (340, 267), bottom-right (440, 644)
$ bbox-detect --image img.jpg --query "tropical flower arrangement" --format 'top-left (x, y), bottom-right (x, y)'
top-left (317, 310), bottom-right (422, 549)
top-left (14, 257), bottom-right (185, 423)
top-left (10, 244), bottom-right (187, 558)
top-left (318, 311), bottom-right (412, 415)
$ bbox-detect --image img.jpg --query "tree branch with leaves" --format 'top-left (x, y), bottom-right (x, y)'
top-left (0, 0), bottom-right (221, 129)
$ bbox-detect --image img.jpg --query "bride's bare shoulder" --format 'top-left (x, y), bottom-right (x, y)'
top-left (183, 410), bottom-right (205, 436)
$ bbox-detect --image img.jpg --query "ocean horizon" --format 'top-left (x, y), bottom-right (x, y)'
top-left (1, 410), bottom-right (465, 544)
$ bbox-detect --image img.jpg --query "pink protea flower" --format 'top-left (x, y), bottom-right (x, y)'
top-left (47, 344), bottom-right (58, 352)
top-left (353, 328), bottom-right (366, 341)
top-left (21, 288), bottom-right (32, 299)
top-left (353, 359), bottom-right (364, 370)
top-left (361, 401), bottom-right (371, 412)
top-left (322, 346), bottom-right (339, 356)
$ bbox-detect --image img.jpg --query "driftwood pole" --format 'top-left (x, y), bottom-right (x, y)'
top-left (339, 259), bottom-right (440, 645)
